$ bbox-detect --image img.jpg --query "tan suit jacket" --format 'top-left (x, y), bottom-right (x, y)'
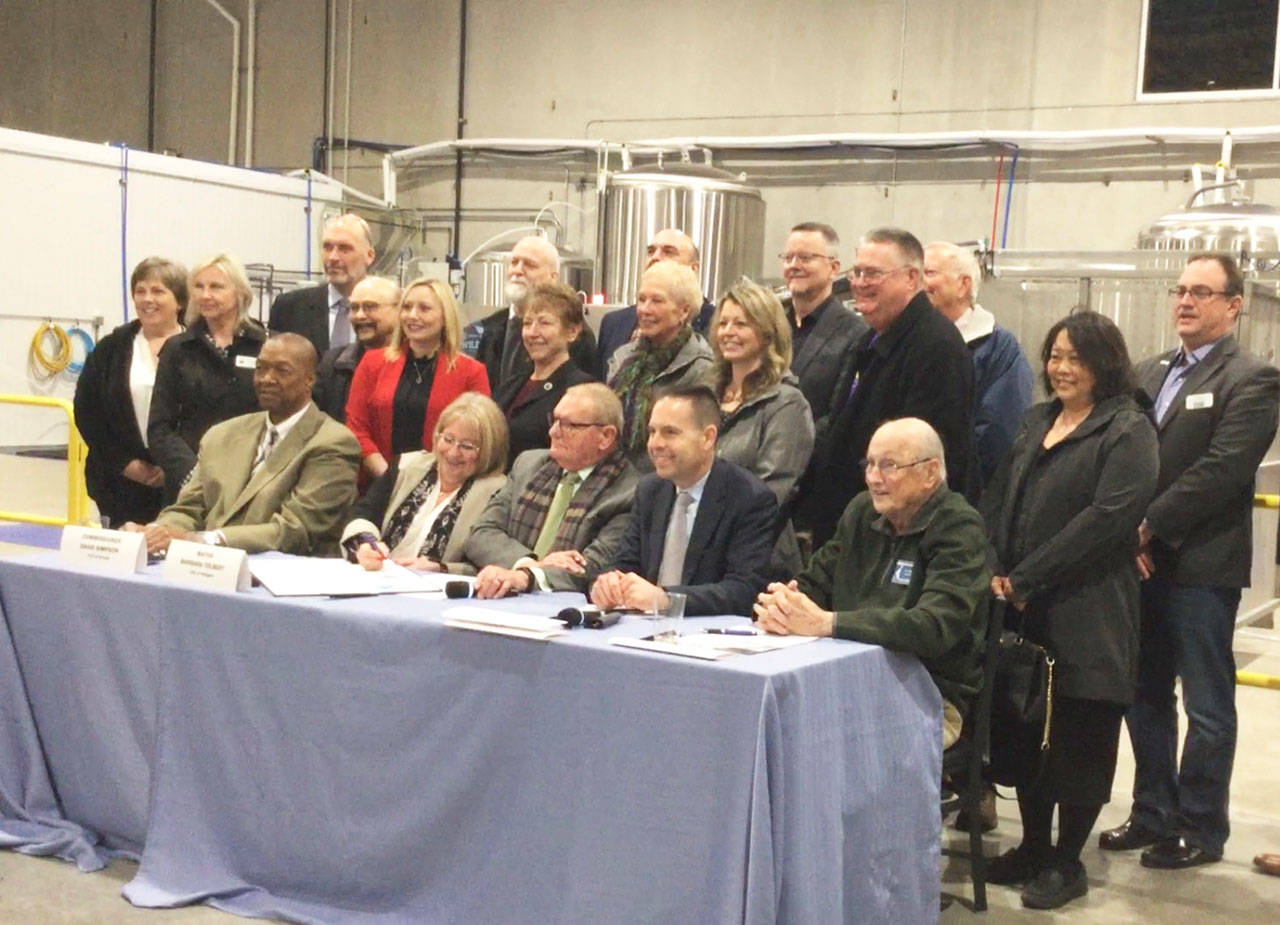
top-left (157, 403), bottom-right (360, 555)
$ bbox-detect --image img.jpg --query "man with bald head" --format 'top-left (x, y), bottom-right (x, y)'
top-left (924, 241), bottom-right (1032, 487)
top-left (314, 275), bottom-right (400, 422)
top-left (756, 417), bottom-right (989, 748)
top-left (270, 212), bottom-right (376, 354)
top-left (595, 228), bottom-right (717, 379)
top-left (474, 235), bottom-right (598, 390)
top-left (124, 333), bottom-right (360, 556)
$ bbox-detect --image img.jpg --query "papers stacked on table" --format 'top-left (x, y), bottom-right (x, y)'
top-left (250, 558), bottom-right (450, 597)
top-left (611, 632), bottom-right (817, 660)
top-left (443, 607), bottom-right (567, 641)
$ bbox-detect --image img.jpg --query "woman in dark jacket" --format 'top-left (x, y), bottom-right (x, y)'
top-left (75, 257), bottom-right (187, 526)
top-left (148, 253), bottom-right (267, 503)
top-left (492, 281), bottom-right (594, 468)
top-left (979, 310), bottom-right (1158, 909)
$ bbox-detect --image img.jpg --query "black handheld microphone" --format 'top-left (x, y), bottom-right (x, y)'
top-left (445, 580), bottom-right (473, 599)
top-left (556, 605), bottom-right (623, 629)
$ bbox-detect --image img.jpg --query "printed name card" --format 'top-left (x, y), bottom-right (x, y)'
top-left (162, 539), bottom-right (251, 592)
top-left (59, 526), bottom-right (147, 574)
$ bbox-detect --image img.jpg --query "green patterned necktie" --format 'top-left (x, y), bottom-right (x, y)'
top-left (533, 470), bottom-right (581, 558)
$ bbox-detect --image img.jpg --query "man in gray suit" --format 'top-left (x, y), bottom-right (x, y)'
top-left (467, 383), bottom-right (639, 596)
top-left (781, 222), bottom-right (866, 421)
top-left (1100, 253), bottom-right (1280, 868)
top-left (125, 333), bottom-right (361, 556)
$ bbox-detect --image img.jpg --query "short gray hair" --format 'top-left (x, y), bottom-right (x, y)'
top-left (925, 241), bottom-right (981, 302)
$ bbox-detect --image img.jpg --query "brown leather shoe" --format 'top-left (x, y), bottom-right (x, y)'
top-left (953, 786), bottom-right (998, 833)
top-left (1254, 853), bottom-right (1280, 876)
top-left (1099, 817), bottom-right (1161, 851)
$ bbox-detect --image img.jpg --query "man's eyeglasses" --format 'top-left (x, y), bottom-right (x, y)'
top-left (778, 251), bottom-right (831, 264)
top-left (1169, 286), bottom-right (1232, 302)
top-left (349, 300), bottom-right (390, 313)
top-left (860, 456), bottom-right (933, 475)
top-left (548, 414), bottom-right (607, 433)
top-left (436, 433), bottom-right (480, 454)
top-left (848, 266), bottom-right (910, 283)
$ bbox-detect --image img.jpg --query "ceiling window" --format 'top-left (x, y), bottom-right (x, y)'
top-left (1139, 0), bottom-right (1280, 98)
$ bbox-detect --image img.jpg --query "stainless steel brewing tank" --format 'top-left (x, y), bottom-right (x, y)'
top-left (599, 165), bottom-right (766, 305)
top-left (463, 244), bottom-right (594, 311)
top-left (1138, 202), bottom-right (1280, 253)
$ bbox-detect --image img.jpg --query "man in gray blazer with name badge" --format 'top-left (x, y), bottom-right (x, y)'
top-left (1101, 253), bottom-right (1280, 869)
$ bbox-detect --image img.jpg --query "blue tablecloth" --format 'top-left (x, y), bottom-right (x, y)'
top-left (0, 553), bottom-right (942, 923)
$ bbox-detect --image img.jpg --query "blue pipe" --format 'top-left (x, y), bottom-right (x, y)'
top-left (1000, 147), bottom-right (1019, 249)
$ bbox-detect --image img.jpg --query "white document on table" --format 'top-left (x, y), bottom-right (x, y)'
top-left (612, 633), bottom-right (819, 660)
top-left (442, 606), bottom-right (567, 641)
top-left (250, 557), bottom-right (449, 597)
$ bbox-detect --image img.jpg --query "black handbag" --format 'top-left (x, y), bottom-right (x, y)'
top-left (988, 607), bottom-right (1056, 786)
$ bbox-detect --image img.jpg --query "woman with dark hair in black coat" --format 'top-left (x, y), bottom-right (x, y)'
top-left (979, 310), bottom-right (1159, 909)
top-left (74, 257), bottom-right (186, 526)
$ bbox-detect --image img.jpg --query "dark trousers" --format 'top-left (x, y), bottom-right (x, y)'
top-left (1125, 577), bottom-right (1240, 854)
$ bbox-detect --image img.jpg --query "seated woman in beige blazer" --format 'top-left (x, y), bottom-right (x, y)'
top-left (341, 393), bottom-right (508, 573)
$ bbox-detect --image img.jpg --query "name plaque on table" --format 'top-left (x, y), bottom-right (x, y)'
top-left (59, 525), bottom-right (147, 574)
top-left (162, 539), bottom-right (250, 592)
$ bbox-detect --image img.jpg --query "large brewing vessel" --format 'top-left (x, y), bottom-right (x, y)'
top-left (599, 163), bottom-right (766, 304)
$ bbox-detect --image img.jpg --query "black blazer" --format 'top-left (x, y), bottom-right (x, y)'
top-left (474, 308), bottom-right (599, 394)
top-left (596, 299), bottom-right (716, 380)
top-left (313, 342), bottom-right (366, 422)
top-left (612, 458), bottom-right (778, 616)
top-left (493, 359), bottom-right (596, 467)
top-left (147, 319), bottom-right (267, 503)
top-left (73, 320), bottom-right (167, 525)
top-left (269, 284), bottom-right (331, 354)
top-left (788, 293), bottom-right (867, 422)
top-left (981, 396), bottom-right (1159, 702)
top-left (1137, 334), bottom-right (1280, 587)
top-left (798, 290), bottom-right (975, 548)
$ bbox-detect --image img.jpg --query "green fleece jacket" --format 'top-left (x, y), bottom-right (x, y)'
top-left (798, 486), bottom-right (990, 712)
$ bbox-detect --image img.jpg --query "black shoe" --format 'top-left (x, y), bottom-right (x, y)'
top-left (986, 844), bottom-right (1043, 885)
top-left (1140, 836), bottom-right (1222, 869)
top-left (1098, 816), bottom-right (1161, 851)
top-left (1021, 859), bottom-right (1088, 910)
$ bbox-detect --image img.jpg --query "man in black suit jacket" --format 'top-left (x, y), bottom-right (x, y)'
top-left (592, 385), bottom-right (777, 617)
top-left (781, 222), bottom-right (867, 421)
top-left (269, 212), bottom-right (375, 354)
top-left (1101, 254), bottom-right (1280, 869)
top-left (472, 235), bottom-right (597, 391)
top-left (595, 228), bottom-right (714, 380)
top-left (795, 227), bottom-right (974, 549)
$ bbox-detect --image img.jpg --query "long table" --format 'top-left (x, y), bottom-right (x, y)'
top-left (0, 553), bottom-right (942, 923)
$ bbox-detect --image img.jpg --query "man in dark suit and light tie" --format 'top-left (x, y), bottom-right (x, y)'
top-left (124, 333), bottom-right (361, 556)
top-left (1100, 253), bottom-right (1280, 869)
top-left (591, 385), bottom-right (777, 617)
top-left (269, 213), bottom-right (376, 354)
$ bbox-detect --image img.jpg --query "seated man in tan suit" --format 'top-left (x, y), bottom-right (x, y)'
top-left (125, 333), bottom-right (360, 555)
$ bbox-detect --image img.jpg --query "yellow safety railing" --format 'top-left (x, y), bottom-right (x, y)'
top-left (0, 394), bottom-right (91, 526)
top-left (1241, 493), bottom-right (1280, 690)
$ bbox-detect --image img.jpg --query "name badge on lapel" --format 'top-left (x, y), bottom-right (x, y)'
top-left (891, 559), bottom-right (914, 586)
top-left (1185, 392), bottom-right (1213, 410)
top-left (235, 354), bottom-right (257, 369)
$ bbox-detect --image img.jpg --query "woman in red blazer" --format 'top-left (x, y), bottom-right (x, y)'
top-left (346, 277), bottom-right (490, 480)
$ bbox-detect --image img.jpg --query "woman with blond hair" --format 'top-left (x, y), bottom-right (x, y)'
top-left (148, 253), bottom-right (267, 502)
top-left (709, 278), bottom-right (814, 571)
top-left (345, 277), bottom-right (490, 480)
top-left (341, 393), bottom-right (508, 573)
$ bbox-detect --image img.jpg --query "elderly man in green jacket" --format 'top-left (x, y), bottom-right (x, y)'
top-left (755, 416), bottom-right (990, 747)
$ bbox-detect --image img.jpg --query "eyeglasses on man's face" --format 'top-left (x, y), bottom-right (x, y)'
top-left (778, 251), bottom-right (831, 264)
top-left (860, 456), bottom-right (933, 475)
top-left (547, 414), bottom-right (606, 433)
top-left (848, 265), bottom-right (910, 283)
top-left (1168, 286), bottom-right (1232, 302)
